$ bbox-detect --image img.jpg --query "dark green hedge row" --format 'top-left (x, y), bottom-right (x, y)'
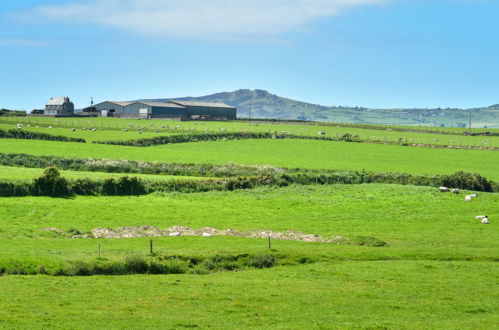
top-left (0, 166), bottom-right (495, 198)
top-left (0, 152), bottom-right (287, 177)
top-left (0, 128), bottom-right (86, 143)
top-left (93, 131), bottom-right (274, 146)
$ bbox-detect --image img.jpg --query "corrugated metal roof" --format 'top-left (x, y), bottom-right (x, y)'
top-left (46, 97), bottom-right (71, 106)
top-left (135, 101), bottom-right (185, 109)
top-left (108, 101), bottom-right (134, 106)
top-left (169, 100), bottom-right (235, 109)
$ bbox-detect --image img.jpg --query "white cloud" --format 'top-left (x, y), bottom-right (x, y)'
top-left (25, 0), bottom-right (391, 40)
top-left (0, 38), bottom-right (54, 47)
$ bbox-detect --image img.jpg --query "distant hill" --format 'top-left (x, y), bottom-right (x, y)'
top-left (145, 89), bottom-right (499, 128)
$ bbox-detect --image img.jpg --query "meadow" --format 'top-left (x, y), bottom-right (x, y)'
top-left (0, 116), bottom-right (497, 328)
top-left (1, 138), bottom-right (498, 180)
top-left (0, 165), bottom-right (207, 183)
top-left (2, 116), bottom-right (498, 147)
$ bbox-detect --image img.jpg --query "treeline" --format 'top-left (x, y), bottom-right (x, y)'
top-left (0, 166), bottom-right (495, 198)
top-left (0, 128), bottom-right (86, 143)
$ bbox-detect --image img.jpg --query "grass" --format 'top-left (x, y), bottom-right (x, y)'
top-left (1, 118), bottom-right (498, 328)
top-left (1, 185), bottom-right (497, 255)
top-left (0, 261), bottom-right (497, 329)
top-left (2, 117), bottom-right (498, 147)
top-left (0, 138), bottom-right (498, 180)
top-left (0, 165), bottom-right (208, 183)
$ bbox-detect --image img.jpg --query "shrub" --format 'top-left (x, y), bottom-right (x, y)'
top-left (70, 178), bottom-right (98, 195)
top-left (440, 171), bottom-right (494, 192)
top-left (32, 167), bottom-right (71, 197)
top-left (249, 254), bottom-right (276, 269)
top-left (124, 256), bottom-right (148, 274)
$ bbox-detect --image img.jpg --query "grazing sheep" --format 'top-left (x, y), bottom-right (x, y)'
top-left (439, 187), bottom-right (450, 192)
top-left (464, 194), bottom-right (477, 202)
top-left (452, 189), bottom-right (459, 194)
top-left (482, 217), bottom-right (489, 224)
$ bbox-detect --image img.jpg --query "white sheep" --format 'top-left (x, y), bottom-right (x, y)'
top-left (482, 217), bottom-right (489, 224)
top-left (464, 195), bottom-right (473, 202)
top-left (452, 189), bottom-right (459, 194)
top-left (439, 187), bottom-right (450, 192)
top-left (475, 215), bottom-right (487, 219)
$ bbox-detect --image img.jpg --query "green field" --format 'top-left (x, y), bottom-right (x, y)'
top-left (1, 138), bottom-right (498, 180)
top-left (2, 116), bottom-right (498, 147)
top-left (0, 117), bottom-right (497, 328)
top-left (0, 165), bottom-right (207, 183)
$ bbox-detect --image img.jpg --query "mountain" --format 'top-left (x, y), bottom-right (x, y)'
top-left (145, 89), bottom-right (499, 128)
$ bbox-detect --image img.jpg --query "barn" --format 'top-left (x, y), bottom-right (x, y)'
top-left (93, 100), bottom-right (236, 121)
top-left (168, 100), bottom-right (237, 120)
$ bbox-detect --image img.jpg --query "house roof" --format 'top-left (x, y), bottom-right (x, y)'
top-left (46, 97), bottom-right (72, 106)
top-left (169, 100), bottom-right (236, 109)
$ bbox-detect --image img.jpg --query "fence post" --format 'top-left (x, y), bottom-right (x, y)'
top-left (150, 239), bottom-right (153, 254)
top-left (268, 237), bottom-right (271, 250)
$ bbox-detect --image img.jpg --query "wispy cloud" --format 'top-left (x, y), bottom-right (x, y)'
top-left (21, 0), bottom-right (392, 40)
top-left (0, 38), bottom-right (55, 47)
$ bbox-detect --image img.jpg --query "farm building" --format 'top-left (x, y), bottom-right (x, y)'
top-left (45, 97), bottom-right (75, 116)
top-left (93, 100), bottom-right (236, 121)
top-left (168, 100), bottom-right (237, 120)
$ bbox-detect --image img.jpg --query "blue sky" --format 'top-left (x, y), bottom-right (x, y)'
top-left (1, 0), bottom-right (498, 110)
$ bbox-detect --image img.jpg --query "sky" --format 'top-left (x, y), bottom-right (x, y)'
top-left (1, 0), bottom-right (498, 110)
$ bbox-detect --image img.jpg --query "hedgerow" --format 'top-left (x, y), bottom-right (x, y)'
top-left (0, 128), bottom-right (86, 143)
top-left (0, 165), bottom-right (495, 197)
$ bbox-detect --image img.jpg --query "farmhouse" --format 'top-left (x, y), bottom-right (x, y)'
top-left (44, 97), bottom-right (75, 116)
top-left (93, 100), bottom-right (236, 121)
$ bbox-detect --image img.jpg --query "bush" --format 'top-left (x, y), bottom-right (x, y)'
top-left (32, 167), bottom-right (71, 197)
top-left (440, 172), bottom-right (494, 192)
top-left (249, 254), bottom-right (276, 269)
top-left (70, 178), bottom-right (98, 195)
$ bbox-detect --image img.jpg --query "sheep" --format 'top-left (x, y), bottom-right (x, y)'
top-left (452, 189), bottom-right (459, 194)
top-left (481, 217), bottom-right (489, 224)
top-left (475, 215), bottom-right (487, 219)
top-left (71, 128), bottom-right (76, 132)
top-left (92, 128), bottom-right (96, 132)
top-left (464, 195), bottom-right (473, 202)
top-left (439, 187), bottom-right (450, 192)
top-left (318, 131), bottom-right (326, 135)
top-left (17, 123), bottom-right (23, 128)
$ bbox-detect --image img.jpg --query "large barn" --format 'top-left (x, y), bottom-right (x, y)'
top-left (93, 100), bottom-right (236, 121)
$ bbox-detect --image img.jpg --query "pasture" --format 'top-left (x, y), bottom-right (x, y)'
top-left (0, 116), bottom-right (497, 328)
top-left (0, 138), bottom-right (498, 180)
top-left (1, 116), bottom-right (498, 147)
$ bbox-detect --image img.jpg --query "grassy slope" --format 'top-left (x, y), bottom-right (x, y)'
top-left (0, 165), bottom-right (207, 182)
top-left (3, 117), bottom-right (498, 146)
top-left (0, 261), bottom-right (497, 329)
top-left (1, 185), bottom-right (497, 255)
top-left (0, 139), bottom-right (498, 180)
top-left (0, 184), bottom-right (497, 328)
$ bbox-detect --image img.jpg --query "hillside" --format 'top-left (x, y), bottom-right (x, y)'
top-left (146, 89), bottom-right (499, 128)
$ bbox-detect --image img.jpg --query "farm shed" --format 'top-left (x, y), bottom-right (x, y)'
top-left (125, 102), bottom-right (187, 120)
top-left (94, 99), bottom-right (236, 121)
top-left (169, 100), bottom-right (237, 121)
top-left (93, 101), bottom-right (134, 117)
